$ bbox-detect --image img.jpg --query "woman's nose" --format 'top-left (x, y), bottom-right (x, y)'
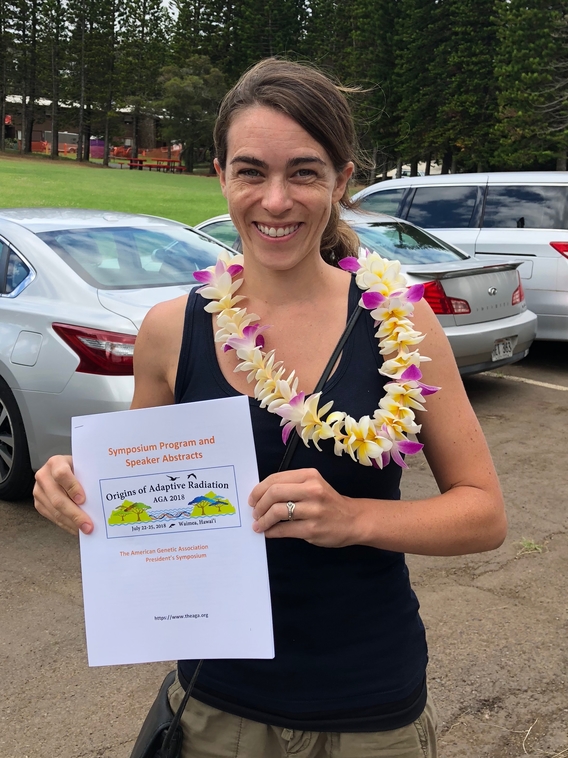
top-left (261, 177), bottom-right (293, 215)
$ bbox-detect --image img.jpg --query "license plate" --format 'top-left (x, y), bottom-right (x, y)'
top-left (492, 338), bottom-right (514, 361)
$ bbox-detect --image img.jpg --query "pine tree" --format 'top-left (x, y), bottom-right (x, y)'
top-left (153, 55), bottom-right (226, 171)
top-left (117, 0), bottom-right (169, 157)
top-left (8, 0), bottom-right (40, 152)
top-left (494, 0), bottom-right (561, 168)
top-left (0, 0), bottom-right (12, 151)
top-left (394, 0), bottom-right (451, 171)
top-left (435, 0), bottom-right (499, 171)
top-left (38, 0), bottom-right (67, 158)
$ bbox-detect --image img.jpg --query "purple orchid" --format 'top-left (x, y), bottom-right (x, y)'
top-left (338, 257), bottom-right (361, 273)
top-left (400, 364), bottom-right (440, 396)
top-left (225, 324), bottom-right (269, 353)
top-left (372, 430), bottom-right (424, 470)
top-left (274, 392), bottom-right (306, 443)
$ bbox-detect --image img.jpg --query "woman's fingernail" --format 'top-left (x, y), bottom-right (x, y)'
top-left (252, 522), bottom-right (260, 532)
top-left (73, 495), bottom-right (84, 504)
top-left (80, 523), bottom-right (92, 534)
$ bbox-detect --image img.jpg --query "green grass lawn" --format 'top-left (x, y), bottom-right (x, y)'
top-left (0, 153), bottom-right (228, 226)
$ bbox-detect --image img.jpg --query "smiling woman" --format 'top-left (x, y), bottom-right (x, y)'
top-left (33, 58), bottom-right (507, 758)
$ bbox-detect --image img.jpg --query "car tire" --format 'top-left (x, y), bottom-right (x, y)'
top-left (0, 379), bottom-right (34, 501)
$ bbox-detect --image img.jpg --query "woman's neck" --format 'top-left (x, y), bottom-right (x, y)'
top-left (238, 251), bottom-right (348, 308)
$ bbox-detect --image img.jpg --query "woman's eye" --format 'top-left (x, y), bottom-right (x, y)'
top-left (238, 168), bottom-right (262, 178)
top-left (295, 169), bottom-right (316, 178)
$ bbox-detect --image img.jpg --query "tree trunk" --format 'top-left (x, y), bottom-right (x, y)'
top-left (410, 158), bottom-right (418, 177)
top-left (0, 96), bottom-right (5, 152)
top-left (368, 145), bottom-right (377, 185)
top-left (51, 102), bottom-right (58, 159)
top-left (83, 106), bottom-right (91, 161)
top-left (424, 153), bottom-right (432, 176)
top-left (450, 154), bottom-right (457, 173)
top-left (396, 157), bottom-right (403, 179)
top-left (103, 111), bottom-right (111, 166)
top-left (556, 151), bottom-right (567, 171)
top-left (131, 110), bottom-right (138, 159)
top-left (77, 2), bottom-right (86, 163)
top-left (50, 35), bottom-right (59, 159)
top-left (441, 149), bottom-right (452, 174)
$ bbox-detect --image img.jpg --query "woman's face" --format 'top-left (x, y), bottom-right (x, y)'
top-left (215, 106), bottom-right (353, 273)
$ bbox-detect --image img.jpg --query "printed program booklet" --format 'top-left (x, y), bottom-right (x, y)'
top-left (73, 395), bottom-right (274, 667)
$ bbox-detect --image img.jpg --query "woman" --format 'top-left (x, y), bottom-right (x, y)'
top-left (34, 59), bottom-right (507, 758)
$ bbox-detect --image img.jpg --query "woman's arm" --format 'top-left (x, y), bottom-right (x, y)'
top-left (33, 297), bottom-right (186, 535)
top-left (249, 300), bottom-right (507, 556)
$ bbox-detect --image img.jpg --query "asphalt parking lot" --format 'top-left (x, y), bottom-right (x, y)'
top-left (1, 340), bottom-right (567, 758)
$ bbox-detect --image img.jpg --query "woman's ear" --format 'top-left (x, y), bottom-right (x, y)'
top-left (333, 162), bottom-right (354, 204)
top-left (214, 158), bottom-right (227, 197)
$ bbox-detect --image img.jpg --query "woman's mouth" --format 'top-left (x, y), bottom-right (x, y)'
top-left (254, 222), bottom-right (300, 238)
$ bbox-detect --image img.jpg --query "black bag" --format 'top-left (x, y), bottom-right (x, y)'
top-left (129, 662), bottom-right (202, 758)
top-left (129, 302), bottom-right (363, 758)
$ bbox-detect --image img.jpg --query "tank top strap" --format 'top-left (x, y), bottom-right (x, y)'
top-left (174, 290), bottom-right (201, 404)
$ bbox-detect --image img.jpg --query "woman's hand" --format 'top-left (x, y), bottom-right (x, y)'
top-left (249, 468), bottom-right (361, 547)
top-left (33, 456), bottom-right (92, 536)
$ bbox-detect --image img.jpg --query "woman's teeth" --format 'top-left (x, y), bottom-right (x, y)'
top-left (256, 223), bottom-right (299, 237)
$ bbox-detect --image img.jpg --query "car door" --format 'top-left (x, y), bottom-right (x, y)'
top-left (474, 183), bottom-right (568, 337)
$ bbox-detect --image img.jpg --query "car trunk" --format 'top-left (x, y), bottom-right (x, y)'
top-left (405, 261), bottom-right (524, 325)
top-left (97, 284), bottom-right (196, 329)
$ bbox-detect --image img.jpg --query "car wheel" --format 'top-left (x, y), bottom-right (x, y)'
top-left (0, 379), bottom-right (34, 501)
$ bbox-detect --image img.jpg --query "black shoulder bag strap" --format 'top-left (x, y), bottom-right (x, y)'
top-left (160, 301), bottom-right (363, 757)
top-left (278, 301), bottom-right (363, 471)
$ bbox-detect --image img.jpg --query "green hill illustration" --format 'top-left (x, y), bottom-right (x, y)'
top-left (189, 491), bottom-right (236, 517)
top-left (107, 491), bottom-right (236, 526)
top-left (108, 499), bottom-right (152, 524)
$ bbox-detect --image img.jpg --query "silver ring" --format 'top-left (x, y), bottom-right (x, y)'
top-left (286, 501), bottom-right (296, 521)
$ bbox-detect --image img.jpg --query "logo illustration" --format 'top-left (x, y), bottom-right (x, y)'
top-left (107, 490), bottom-right (236, 525)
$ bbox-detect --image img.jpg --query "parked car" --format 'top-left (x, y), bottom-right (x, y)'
top-left (0, 207), bottom-right (231, 501)
top-left (196, 211), bottom-right (537, 377)
top-left (352, 172), bottom-right (568, 341)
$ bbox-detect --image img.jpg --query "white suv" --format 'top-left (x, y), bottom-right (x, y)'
top-left (353, 172), bottom-right (568, 341)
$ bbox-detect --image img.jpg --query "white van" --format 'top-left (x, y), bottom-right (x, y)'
top-left (353, 172), bottom-right (568, 341)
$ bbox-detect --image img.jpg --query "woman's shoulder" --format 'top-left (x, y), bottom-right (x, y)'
top-left (136, 294), bottom-right (189, 369)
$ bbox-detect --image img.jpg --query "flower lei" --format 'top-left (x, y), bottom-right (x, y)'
top-left (193, 249), bottom-right (439, 470)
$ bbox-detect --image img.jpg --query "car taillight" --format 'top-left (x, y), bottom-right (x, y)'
top-left (422, 280), bottom-right (471, 314)
top-left (512, 272), bottom-right (525, 305)
top-left (550, 241), bottom-right (568, 259)
top-left (53, 323), bottom-right (136, 376)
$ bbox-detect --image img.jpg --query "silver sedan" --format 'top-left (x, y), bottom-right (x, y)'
top-left (195, 212), bottom-right (538, 375)
top-left (0, 208), bottom-right (228, 501)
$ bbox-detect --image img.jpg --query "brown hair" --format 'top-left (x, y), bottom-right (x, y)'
top-left (214, 58), bottom-right (363, 265)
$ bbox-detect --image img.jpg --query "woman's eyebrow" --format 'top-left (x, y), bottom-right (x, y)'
top-left (287, 156), bottom-right (326, 168)
top-left (230, 155), bottom-right (267, 168)
top-left (230, 155), bottom-right (326, 168)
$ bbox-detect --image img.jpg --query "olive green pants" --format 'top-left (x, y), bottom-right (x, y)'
top-left (168, 677), bottom-right (438, 757)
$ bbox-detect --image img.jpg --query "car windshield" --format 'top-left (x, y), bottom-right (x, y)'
top-left (352, 222), bottom-right (469, 263)
top-left (37, 226), bottom-right (224, 289)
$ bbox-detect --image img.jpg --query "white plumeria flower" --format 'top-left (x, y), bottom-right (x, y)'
top-left (215, 308), bottom-right (260, 343)
top-left (342, 415), bottom-right (392, 467)
top-left (299, 393), bottom-right (335, 450)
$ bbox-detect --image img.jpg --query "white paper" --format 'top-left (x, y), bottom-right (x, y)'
top-left (72, 396), bottom-right (274, 667)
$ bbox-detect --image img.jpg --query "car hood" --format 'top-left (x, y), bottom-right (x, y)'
top-left (98, 285), bottom-right (196, 329)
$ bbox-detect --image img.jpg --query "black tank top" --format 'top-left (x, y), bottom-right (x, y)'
top-left (176, 278), bottom-right (428, 731)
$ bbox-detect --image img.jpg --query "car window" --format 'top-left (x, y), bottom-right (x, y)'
top-left (1, 247), bottom-right (32, 295)
top-left (37, 226), bottom-right (223, 289)
top-left (406, 186), bottom-right (478, 228)
top-left (482, 185), bottom-right (568, 229)
top-left (352, 222), bottom-right (469, 264)
top-left (199, 220), bottom-right (239, 247)
top-left (357, 189), bottom-right (405, 216)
